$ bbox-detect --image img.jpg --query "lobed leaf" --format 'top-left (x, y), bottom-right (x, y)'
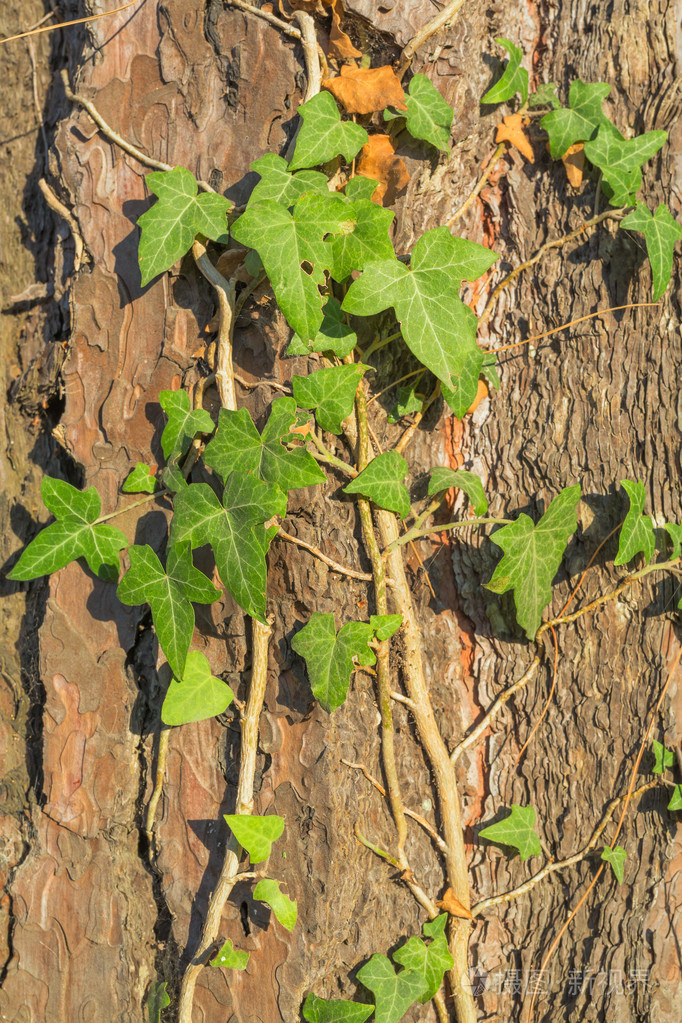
top-left (601, 845), bottom-right (627, 883)
top-left (385, 74), bottom-right (454, 151)
top-left (428, 468), bottom-right (487, 516)
top-left (481, 38), bottom-right (529, 106)
top-left (293, 363), bottom-right (367, 435)
top-left (328, 198), bottom-right (395, 282)
top-left (621, 202), bottom-right (682, 300)
top-left (122, 463), bottom-right (158, 494)
top-left (161, 650), bottom-right (233, 726)
top-left (224, 813), bottom-right (285, 863)
top-left (541, 80), bottom-right (614, 158)
top-left (392, 915), bottom-right (453, 1002)
top-left (356, 954), bottom-right (424, 1023)
top-left (668, 785), bottom-right (682, 812)
top-left (253, 878), bottom-right (298, 931)
top-left (291, 612), bottom-right (376, 711)
top-left (369, 614), bottom-right (402, 641)
top-left (210, 938), bottom-right (249, 970)
top-left (584, 127), bottom-right (667, 207)
top-left (302, 993), bottom-right (373, 1023)
top-left (137, 167), bottom-right (231, 286)
top-left (388, 381), bottom-right (424, 423)
top-left (248, 153), bottom-right (329, 207)
top-left (345, 175), bottom-right (380, 202)
top-left (665, 522), bottom-right (682, 560)
top-left (287, 297), bottom-right (358, 358)
top-left (529, 82), bottom-right (560, 109)
top-left (652, 739), bottom-right (675, 774)
top-left (159, 389), bottom-right (215, 461)
top-left (614, 480), bottom-right (655, 566)
top-left (343, 451), bottom-right (411, 518)
top-left (479, 804), bottom-right (542, 861)
top-left (288, 91), bottom-right (368, 172)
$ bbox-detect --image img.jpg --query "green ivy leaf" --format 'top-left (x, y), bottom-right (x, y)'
top-left (159, 389), bottom-right (215, 461)
top-left (170, 475), bottom-right (287, 622)
top-left (584, 127), bottom-right (667, 206)
top-left (291, 612), bottom-right (376, 711)
top-left (329, 199), bottom-right (395, 282)
top-left (392, 915), bottom-right (453, 1002)
top-left (224, 813), bottom-right (285, 863)
top-left (440, 377), bottom-right (479, 420)
top-left (343, 227), bottom-right (497, 405)
top-left (288, 297), bottom-right (358, 358)
top-left (481, 38), bottom-right (528, 106)
top-left (529, 82), bottom-right (560, 109)
top-left (668, 784), bottom-right (682, 811)
top-left (370, 614), bottom-right (403, 641)
top-left (253, 878), bottom-right (298, 931)
top-left (481, 351), bottom-right (500, 390)
top-left (345, 176), bottom-right (380, 202)
top-left (387, 381), bottom-right (424, 423)
top-left (161, 650), bottom-right (233, 726)
top-left (356, 954), bottom-right (424, 1023)
top-left (486, 485), bottom-right (581, 639)
top-left (665, 522), bottom-right (682, 559)
top-left (293, 363), bottom-right (367, 435)
top-left (8, 477), bottom-right (127, 583)
top-left (541, 80), bottom-right (614, 158)
top-left (289, 92), bottom-right (368, 171)
top-left (621, 202), bottom-right (682, 300)
top-left (479, 804), bottom-right (542, 861)
top-left (302, 993), bottom-right (373, 1023)
top-left (652, 740), bottom-right (675, 774)
top-left (601, 845), bottom-right (627, 883)
top-left (343, 451), bottom-right (410, 518)
top-left (385, 74), bottom-right (454, 151)
top-left (146, 979), bottom-right (170, 1023)
top-left (117, 542), bottom-right (221, 679)
top-left (204, 396), bottom-right (325, 492)
top-left (231, 193), bottom-right (355, 340)
top-left (427, 468), bottom-right (488, 516)
top-left (210, 938), bottom-right (249, 970)
top-left (138, 167), bottom-right (231, 286)
top-left (614, 480), bottom-right (655, 567)
top-left (122, 463), bottom-right (158, 494)
top-left (248, 153), bottom-right (330, 207)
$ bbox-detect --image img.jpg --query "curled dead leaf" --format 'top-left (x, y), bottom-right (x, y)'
top-left (324, 64), bottom-right (406, 115)
top-left (355, 134), bottom-right (409, 205)
top-left (435, 888), bottom-right (474, 920)
top-left (561, 142), bottom-right (585, 188)
top-left (328, 0), bottom-right (361, 59)
top-left (465, 379), bottom-right (489, 415)
top-left (495, 114), bottom-right (534, 162)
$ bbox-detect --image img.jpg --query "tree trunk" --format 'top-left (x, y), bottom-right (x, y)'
top-left (1, 2), bottom-right (681, 1023)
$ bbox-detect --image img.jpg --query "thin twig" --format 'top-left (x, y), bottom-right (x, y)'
top-left (386, 516), bottom-right (512, 553)
top-left (192, 241), bottom-right (237, 411)
top-left (1, 0), bottom-right (140, 45)
top-left (277, 529), bottom-right (372, 582)
top-left (38, 179), bottom-right (85, 271)
top-left (226, 0), bottom-right (302, 39)
top-left (400, 0), bottom-right (467, 74)
top-left (448, 142), bottom-right (506, 226)
top-left (307, 428), bottom-right (357, 477)
top-left (354, 826), bottom-right (439, 918)
top-left (489, 302), bottom-right (661, 356)
top-left (234, 372), bottom-right (289, 394)
top-left (145, 726), bottom-right (170, 846)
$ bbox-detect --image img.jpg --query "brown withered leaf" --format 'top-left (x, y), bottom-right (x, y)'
top-left (495, 114), bottom-right (534, 162)
top-left (324, 65), bottom-right (406, 115)
top-left (435, 888), bottom-right (474, 920)
top-left (465, 379), bottom-right (489, 415)
top-left (328, 0), bottom-right (361, 59)
top-left (355, 134), bottom-right (409, 205)
top-left (215, 247), bottom-right (248, 280)
top-left (562, 142), bottom-right (585, 188)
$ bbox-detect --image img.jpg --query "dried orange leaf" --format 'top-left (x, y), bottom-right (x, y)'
top-left (495, 114), bottom-right (534, 162)
top-left (435, 888), bottom-right (473, 920)
top-left (324, 65), bottom-right (406, 115)
top-left (355, 134), bottom-right (409, 205)
top-left (561, 142), bottom-right (585, 188)
top-left (465, 379), bottom-right (489, 415)
top-left (328, 0), bottom-right (361, 59)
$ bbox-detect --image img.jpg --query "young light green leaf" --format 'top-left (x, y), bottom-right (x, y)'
top-left (138, 167), bottom-right (231, 286)
top-left (231, 193), bottom-right (356, 340)
top-left (224, 814), bottom-right (285, 863)
top-left (8, 477), bottom-right (127, 583)
top-left (343, 227), bottom-right (497, 404)
top-left (621, 203), bottom-right (682, 300)
top-left (122, 463), bottom-right (158, 494)
top-left (479, 804), bottom-right (542, 861)
top-left (345, 175), bottom-right (380, 202)
top-left (387, 381), bottom-right (424, 423)
top-left (370, 614), bottom-right (403, 641)
top-left (170, 475), bottom-right (287, 622)
top-left (210, 938), bottom-right (249, 970)
top-left (601, 845), bottom-right (627, 883)
top-left (481, 38), bottom-right (528, 106)
top-left (486, 485), bottom-right (581, 639)
top-left (427, 468), bottom-right (488, 516)
top-left (159, 389), bottom-right (215, 460)
top-left (288, 297), bottom-right (358, 358)
top-left (293, 363), bottom-right (367, 435)
top-left (161, 650), bottom-right (233, 726)
top-left (117, 543), bottom-right (221, 679)
top-left (529, 82), bottom-right (559, 109)
top-left (288, 91), bottom-right (368, 172)
top-left (652, 740), bottom-right (674, 774)
top-left (343, 451), bottom-right (410, 518)
top-left (614, 480), bottom-right (655, 566)
top-left (204, 397), bottom-right (325, 492)
top-left (302, 993), bottom-right (373, 1023)
top-left (668, 784), bottom-right (682, 811)
top-left (385, 74), bottom-right (454, 151)
top-left (541, 80), bottom-right (614, 158)
top-left (146, 979), bottom-right (170, 1023)
top-left (329, 198), bottom-right (395, 282)
top-left (291, 612), bottom-right (376, 712)
top-left (248, 153), bottom-right (329, 207)
top-left (253, 878), bottom-right (297, 931)
top-left (356, 954), bottom-right (424, 1023)
top-left (392, 915), bottom-right (453, 1003)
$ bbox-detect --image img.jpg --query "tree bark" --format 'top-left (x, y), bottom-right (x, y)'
top-left (1, 2), bottom-right (681, 1023)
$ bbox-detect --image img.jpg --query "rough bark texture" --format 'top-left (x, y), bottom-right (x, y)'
top-left (1, 2), bottom-right (681, 1023)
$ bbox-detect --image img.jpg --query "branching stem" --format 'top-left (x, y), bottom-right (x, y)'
top-left (192, 240), bottom-right (237, 411)
top-left (277, 529), bottom-right (372, 582)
